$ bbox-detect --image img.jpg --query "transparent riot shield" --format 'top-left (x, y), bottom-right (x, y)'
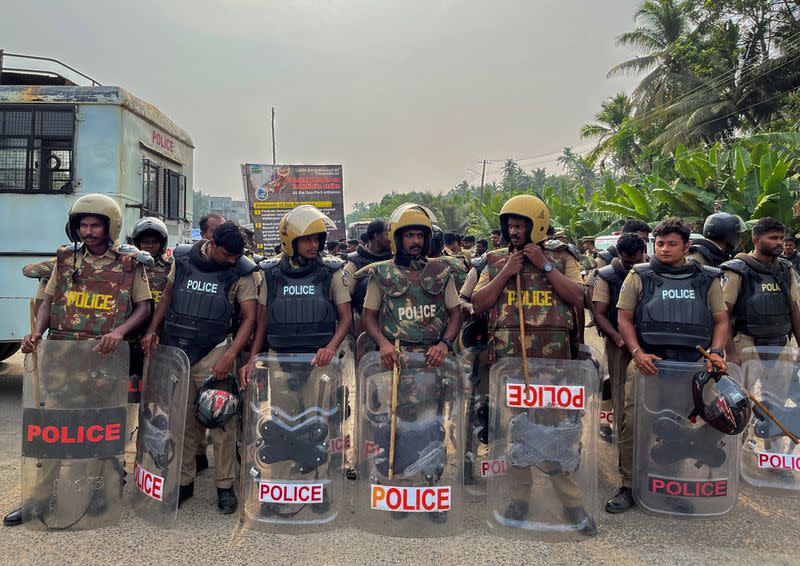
top-left (355, 351), bottom-right (464, 538)
top-left (21, 340), bottom-right (129, 531)
top-left (131, 345), bottom-right (190, 526)
top-left (487, 357), bottom-right (599, 540)
top-left (462, 343), bottom-right (490, 499)
top-left (241, 352), bottom-right (344, 533)
top-left (337, 338), bottom-right (356, 482)
top-left (741, 346), bottom-right (800, 494)
top-left (633, 361), bottom-right (743, 517)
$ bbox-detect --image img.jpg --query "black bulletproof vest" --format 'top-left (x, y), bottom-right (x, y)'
top-left (263, 255), bottom-right (337, 352)
top-left (596, 259), bottom-right (628, 329)
top-left (688, 239), bottom-right (731, 267)
top-left (598, 248), bottom-right (616, 264)
top-left (347, 246), bottom-right (392, 314)
top-left (634, 262), bottom-right (718, 361)
top-left (723, 257), bottom-right (792, 340)
top-left (164, 242), bottom-right (250, 364)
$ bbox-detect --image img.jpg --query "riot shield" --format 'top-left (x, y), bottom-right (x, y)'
top-left (487, 357), bottom-right (599, 540)
top-left (21, 340), bottom-right (129, 531)
top-left (355, 351), bottom-right (464, 538)
top-left (741, 346), bottom-right (800, 494)
top-left (131, 345), bottom-right (190, 526)
top-left (241, 352), bottom-right (344, 532)
top-left (461, 342), bottom-right (490, 499)
top-left (633, 361), bottom-right (743, 517)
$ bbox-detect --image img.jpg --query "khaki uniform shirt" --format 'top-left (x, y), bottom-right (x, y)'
top-left (722, 253), bottom-right (800, 305)
top-left (616, 261), bottom-right (727, 313)
top-left (45, 246), bottom-right (151, 304)
top-left (474, 253), bottom-right (584, 293)
top-left (259, 257), bottom-right (350, 306)
top-left (167, 241), bottom-right (259, 305)
top-left (363, 278), bottom-right (460, 311)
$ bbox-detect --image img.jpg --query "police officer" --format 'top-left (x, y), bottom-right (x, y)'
top-left (199, 213), bottom-right (226, 240)
top-left (581, 236), bottom-right (598, 261)
top-left (608, 217), bottom-right (728, 513)
top-left (722, 218), bottom-right (800, 367)
top-left (344, 218), bottom-right (392, 324)
top-left (490, 229), bottom-right (503, 250)
top-left (142, 222), bottom-right (259, 514)
top-left (430, 225), bottom-right (471, 294)
top-left (585, 219), bottom-right (651, 302)
top-left (687, 212), bottom-right (746, 267)
top-left (245, 206), bottom-right (352, 512)
top-left (472, 195), bottom-right (593, 533)
top-left (781, 235), bottom-right (800, 274)
top-left (591, 233), bottom-right (645, 452)
top-left (360, 203), bottom-right (461, 370)
top-left (4, 194), bottom-right (153, 527)
top-left (248, 205), bottom-right (352, 367)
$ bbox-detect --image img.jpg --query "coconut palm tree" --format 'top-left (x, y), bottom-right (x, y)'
top-left (579, 93), bottom-right (639, 172)
top-left (607, 0), bottom-right (693, 112)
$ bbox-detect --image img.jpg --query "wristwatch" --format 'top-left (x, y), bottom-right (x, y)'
top-left (440, 337), bottom-right (454, 352)
top-left (709, 348), bottom-right (726, 358)
top-left (542, 262), bottom-right (553, 273)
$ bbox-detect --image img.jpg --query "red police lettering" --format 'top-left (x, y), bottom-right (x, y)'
top-left (758, 452), bottom-right (800, 471)
top-left (480, 458), bottom-right (507, 478)
top-left (599, 411), bottom-right (614, 424)
top-left (26, 423), bottom-right (121, 444)
top-left (259, 482), bottom-right (324, 504)
top-left (370, 485), bottom-right (451, 512)
top-left (362, 441), bottom-right (382, 458)
top-left (649, 476), bottom-right (727, 497)
top-left (151, 130), bottom-right (175, 153)
top-left (133, 461), bottom-right (164, 502)
top-left (506, 383), bottom-right (585, 409)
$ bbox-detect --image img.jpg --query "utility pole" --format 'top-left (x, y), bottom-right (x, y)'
top-left (479, 159), bottom-right (488, 207)
top-left (271, 107), bottom-right (277, 165)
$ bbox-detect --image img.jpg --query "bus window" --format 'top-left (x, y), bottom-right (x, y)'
top-left (0, 105), bottom-right (75, 194)
top-left (141, 158), bottom-right (187, 221)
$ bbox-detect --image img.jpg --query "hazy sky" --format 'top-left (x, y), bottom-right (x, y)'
top-left (2, 0), bottom-right (641, 212)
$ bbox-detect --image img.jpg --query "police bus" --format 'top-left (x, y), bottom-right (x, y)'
top-left (0, 51), bottom-right (194, 360)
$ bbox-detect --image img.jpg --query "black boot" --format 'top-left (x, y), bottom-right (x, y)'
top-left (605, 486), bottom-right (634, 514)
top-left (178, 482), bottom-right (194, 507)
top-left (565, 506), bottom-right (597, 536)
top-left (217, 488), bottom-right (238, 514)
top-left (3, 507), bottom-right (22, 527)
top-left (196, 454), bottom-right (209, 473)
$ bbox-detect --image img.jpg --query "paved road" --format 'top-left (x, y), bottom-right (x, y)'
top-left (0, 346), bottom-right (797, 566)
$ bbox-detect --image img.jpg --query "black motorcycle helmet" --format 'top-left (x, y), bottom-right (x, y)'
top-left (429, 224), bottom-right (444, 257)
top-left (703, 213), bottom-right (746, 250)
top-left (194, 375), bottom-right (240, 428)
top-left (688, 370), bottom-right (751, 435)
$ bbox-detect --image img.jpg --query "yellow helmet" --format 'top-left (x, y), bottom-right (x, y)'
top-left (66, 193), bottom-right (123, 243)
top-left (387, 203), bottom-right (437, 254)
top-left (499, 194), bottom-right (550, 245)
top-left (278, 205), bottom-right (336, 256)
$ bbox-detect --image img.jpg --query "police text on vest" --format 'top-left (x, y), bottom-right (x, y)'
top-left (187, 280), bottom-right (218, 293)
top-left (661, 289), bottom-right (695, 299)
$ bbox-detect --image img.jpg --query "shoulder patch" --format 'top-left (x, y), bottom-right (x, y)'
top-left (320, 255), bottom-right (345, 270)
top-left (259, 256), bottom-right (282, 271)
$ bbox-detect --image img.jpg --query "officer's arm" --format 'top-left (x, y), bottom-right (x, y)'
top-left (710, 310), bottom-right (729, 351)
top-left (442, 305), bottom-right (462, 344)
top-left (617, 310), bottom-right (639, 355)
top-left (248, 303), bottom-right (267, 360)
top-left (228, 299), bottom-right (257, 359)
top-left (327, 302), bottom-right (353, 352)
top-left (362, 307), bottom-right (388, 349)
top-left (592, 300), bottom-right (621, 345)
top-left (34, 295), bottom-right (52, 337)
top-left (543, 268), bottom-right (584, 309)
top-left (145, 280), bottom-right (173, 336)
top-left (112, 299), bottom-right (151, 338)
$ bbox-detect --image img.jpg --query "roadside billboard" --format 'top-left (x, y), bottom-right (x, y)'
top-left (241, 164), bottom-right (345, 252)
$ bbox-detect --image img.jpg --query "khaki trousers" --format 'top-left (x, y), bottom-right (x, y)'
top-left (180, 345), bottom-right (237, 489)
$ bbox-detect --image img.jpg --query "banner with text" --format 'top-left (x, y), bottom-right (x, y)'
top-left (241, 164), bottom-right (345, 252)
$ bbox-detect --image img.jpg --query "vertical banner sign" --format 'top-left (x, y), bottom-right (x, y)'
top-left (241, 164), bottom-right (345, 252)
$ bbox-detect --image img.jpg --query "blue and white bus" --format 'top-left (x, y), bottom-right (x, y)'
top-left (0, 52), bottom-right (194, 360)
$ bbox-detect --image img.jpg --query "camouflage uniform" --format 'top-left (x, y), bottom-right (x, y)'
top-left (22, 259), bottom-right (56, 302)
top-left (436, 254), bottom-right (470, 293)
top-left (359, 258), bottom-right (459, 488)
top-left (481, 242), bottom-right (584, 507)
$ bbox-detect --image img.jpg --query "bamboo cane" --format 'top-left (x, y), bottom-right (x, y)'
top-left (516, 274), bottom-right (531, 397)
top-left (28, 298), bottom-right (41, 407)
top-left (388, 338), bottom-right (401, 480)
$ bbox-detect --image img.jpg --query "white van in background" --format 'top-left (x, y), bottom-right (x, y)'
top-left (594, 232), bottom-right (703, 259)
